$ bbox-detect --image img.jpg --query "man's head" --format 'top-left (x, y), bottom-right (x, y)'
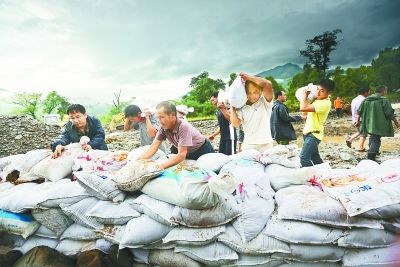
top-left (316, 79), bottom-right (335, 100)
top-left (210, 92), bottom-right (219, 107)
top-left (275, 90), bottom-right (287, 102)
top-left (124, 105), bottom-right (142, 123)
top-left (245, 80), bottom-right (262, 104)
top-left (376, 85), bottom-right (387, 96)
top-left (156, 101), bottom-right (177, 130)
top-left (67, 104), bottom-right (87, 129)
top-left (358, 87), bottom-right (369, 97)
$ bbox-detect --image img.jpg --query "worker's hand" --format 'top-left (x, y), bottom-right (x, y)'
top-left (51, 145), bottom-right (65, 159)
top-left (82, 144), bottom-right (92, 152)
top-left (208, 135), bottom-right (215, 141)
top-left (217, 102), bottom-right (226, 109)
top-left (302, 88), bottom-right (311, 99)
top-left (237, 143), bottom-right (242, 153)
top-left (239, 72), bottom-right (250, 81)
top-left (355, 121), bottom-right (360, 128)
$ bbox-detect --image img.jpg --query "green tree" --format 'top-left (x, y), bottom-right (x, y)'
top-left (182, 72), bottom-right (226, 117)
top-left (228, 73), bottom-right (237, 86)
top-left (43, 91), bottom-right (70, 117)
top-left (372, 47), bottom-right (400, 92)
top-left (12, 92), bottom-right (42, 119)
top-left (265, 76), bottom-right (285, 92)
top-left (300, 29), bottom-right (342, 77)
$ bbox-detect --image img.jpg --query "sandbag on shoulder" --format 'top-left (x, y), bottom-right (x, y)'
top-left (112, 160), bottom-right (163, 192)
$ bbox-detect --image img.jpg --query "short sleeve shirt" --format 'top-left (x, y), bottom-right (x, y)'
top-left (217, 110), bottom-right (237, 141)
top-left (236, 95), bottom-right (273, 145)
top-left (303, 98), bottom-right (331, 140)
top-left (156, 118), bottom-right (205, 152)
top-left (351, 95), bottom-right (365, 124)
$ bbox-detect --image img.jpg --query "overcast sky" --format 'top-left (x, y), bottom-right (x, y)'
top-left (0, 0), bottom-right (399, 104)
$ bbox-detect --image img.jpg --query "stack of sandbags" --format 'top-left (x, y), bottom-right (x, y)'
top-left (1, 146), bottom-right (400, 266)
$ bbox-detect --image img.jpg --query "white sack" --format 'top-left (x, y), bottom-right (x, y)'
top-left (130, 194), bottom-right (175, 225)
top-left (87, 198), bottom-right (140, 225)
top-left (196, 153), bottom-right (231, 173)
top-left (0, 209), bottom-right (40, 238)
top-left (60, 223), bottom-right (100, 241)
top-left (32, 208), bottom-right (74, 237)
top-left (163, 225), bottom-right (225, 246)
top-left (228, 76), bottom-right (247, 109)
top-left (60, 197), bottom-right (103, 229)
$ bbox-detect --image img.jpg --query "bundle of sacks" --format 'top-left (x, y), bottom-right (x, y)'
top-left (1, 143), bottom-right (400, 266)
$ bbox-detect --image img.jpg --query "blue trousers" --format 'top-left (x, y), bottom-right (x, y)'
top-left (300, 133), bottom-right (323, 167)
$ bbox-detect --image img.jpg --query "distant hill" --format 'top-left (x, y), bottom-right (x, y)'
top-left (256, 63), bottom-right (302, 80)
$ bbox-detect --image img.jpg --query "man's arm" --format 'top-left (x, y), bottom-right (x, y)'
top-left (124, 118), bottom-right (132, 131)
top-left (159, 146), bottom-right (188, 169)
top-left (299, 90), bottom-right (315, 112)
top-left (230, 107), bottom-right (241, 128)
top-left (218, 104), bottom-right (231, 122)
top-left (138, 139), bottom-right (162, 160)
top-left (240, 73), bottom-right (273, 102)
top-left (208, 128), bottom-right (220, 141)
top-left (145, 114), bottom-right (158, 138)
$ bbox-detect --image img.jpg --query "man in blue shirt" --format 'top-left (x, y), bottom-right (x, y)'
top-left (51, 104), bottom-right (108, 158)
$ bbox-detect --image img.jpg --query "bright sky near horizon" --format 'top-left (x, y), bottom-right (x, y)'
top-left (0, 0), bottom-right (399, 104)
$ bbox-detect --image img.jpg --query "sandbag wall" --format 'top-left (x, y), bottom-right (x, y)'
top-left (0, 144), bottom-right (400, 267)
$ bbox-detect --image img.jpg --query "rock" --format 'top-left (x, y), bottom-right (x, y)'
top-left (0, 250), bottom-right (22, 267)
top-left (105, 245), bottom-right (133, 267)
top-left (13, 246), bottom-right (75, 267)
top-left (0, 115), bottom-right (60, 157)
top-left (76, 249), bottom-right (107, 267)
top-left (339, 152), bottom-right (356, 161)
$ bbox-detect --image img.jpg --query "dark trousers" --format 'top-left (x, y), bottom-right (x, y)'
top-left (300, 134), bottom-right (323, 167)
top-left (219, 139), bottom-right (237, 155)
top-left (170, 139), bottom-right (215, 160)
top-left (368, 134), bottom-right (381, 160)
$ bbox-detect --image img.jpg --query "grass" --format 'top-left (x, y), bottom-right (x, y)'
top-left (188, 115), bottom-right (216, 122)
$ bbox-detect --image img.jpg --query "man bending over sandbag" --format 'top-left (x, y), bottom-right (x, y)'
top-left (50, 104), bottom-right (108, 158)
top-left (139, 101), bottom-right (214, 169)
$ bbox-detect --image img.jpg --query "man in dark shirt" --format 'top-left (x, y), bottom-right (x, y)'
top-left (51, 104), bottom-right (108, 158)
top-left (208, 92), bottom-right (237, 155)
top-left (270, 90), bottom-right (302, 145)
top-left (139, 101), bottom-right (214, 169)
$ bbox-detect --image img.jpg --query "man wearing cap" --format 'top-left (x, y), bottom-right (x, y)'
top-left (124, 104), bottom-right (166, 152)
top-left (139, 101), bottom-right (214, 169)
top-left (209, 92), bottom-right (237, 155)
top-left (176, 105), bottom-right (194, 121)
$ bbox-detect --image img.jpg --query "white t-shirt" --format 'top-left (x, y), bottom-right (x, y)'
top-left (237, 95), bottom-right (273, 145)
top-left (351, 95), bottom-right (365, 124)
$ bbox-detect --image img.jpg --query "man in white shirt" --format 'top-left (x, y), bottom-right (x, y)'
top-left (346, 88), bottom-right (369, 151)
top-left (230, 73), bottom-right (274, 152)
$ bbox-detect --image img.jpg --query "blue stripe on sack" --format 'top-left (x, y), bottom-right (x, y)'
top-left (0, 209), bottom-right (33, 222)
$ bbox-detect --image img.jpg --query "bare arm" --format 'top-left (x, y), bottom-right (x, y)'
top-left (124, 118), bottom-right (132, 131)
top-left (218, 104), bottom-right (231, 122)
top-left (240, 73), bottom-right (273, 102)
top-left (159, 146), bottom-right (188, 169)
top-left (138, 139), bottom-right (162, 160)
top-left (299, 90), bottom-right (315, 112)
top-left (208, 128), bottom-right (220, 140)
top-left (145, 116), bottom-right (158, 138)
top-left (230, 107), bottom-right (241, 128)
